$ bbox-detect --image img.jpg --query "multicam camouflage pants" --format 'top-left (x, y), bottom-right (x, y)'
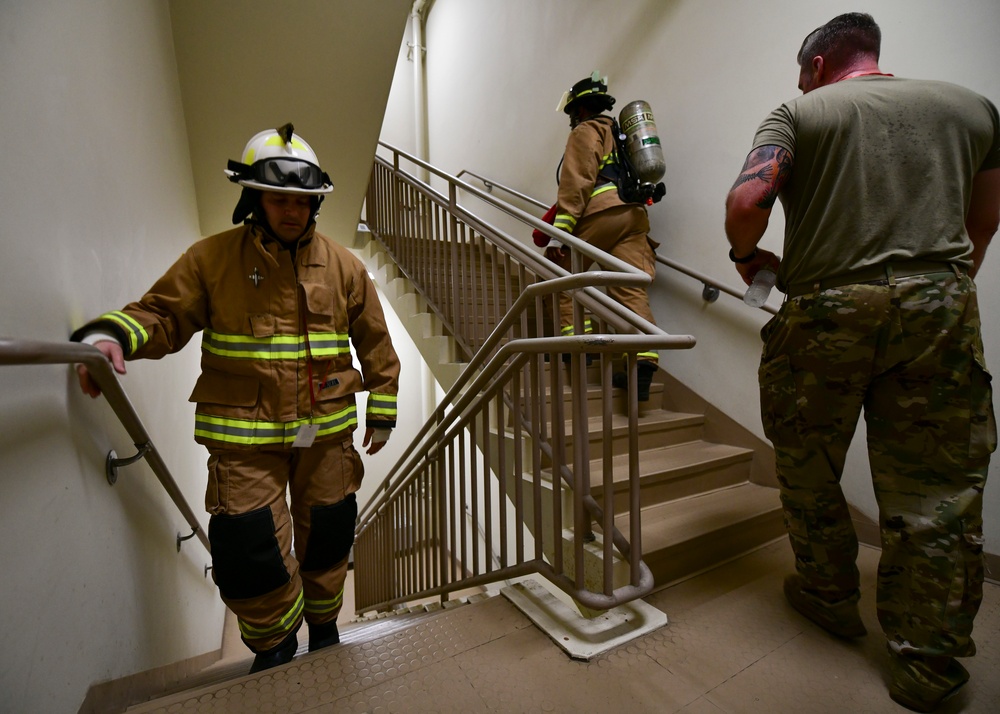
top-left (759, 270), bottom-right (995, 658)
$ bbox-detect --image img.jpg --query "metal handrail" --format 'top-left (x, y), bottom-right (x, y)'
top-left (355, 143), bottom-right (696, 613)
top-left (0, 338), bottom-right (209, 553)
top-left (657, 255), bottom-right (780, 316)
top-left (456, 169), bottom-right (547, 210)
top-left (457, 169), bottom-right (781, 316)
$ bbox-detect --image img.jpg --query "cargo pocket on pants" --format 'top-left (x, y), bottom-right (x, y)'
top-left (758, 353), bottom-right (800, 448)
top-left (970, 344), bottom-right (996, 460)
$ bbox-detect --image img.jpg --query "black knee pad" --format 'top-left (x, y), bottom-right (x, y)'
top-left (209, 506), bottom-right (290, 599)
top-left (300, 493), bottom-right (357, 572)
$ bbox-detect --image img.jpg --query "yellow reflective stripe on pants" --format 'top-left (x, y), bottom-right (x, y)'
top-left (304, 588), bottom-right (345, 616)
top-left (561, 321), bottom-right (593, 335)
top-left (238, 590), bottom-right (304, 639)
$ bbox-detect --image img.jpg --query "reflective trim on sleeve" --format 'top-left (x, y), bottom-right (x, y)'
top-left (100, 311), bottom-right (149, 353)
top-left (366, 393), bottom-right (397, 420)
top-left (553, 213), bottom-right (577, 232)
top-left (194, 405), bottom-right (358, 446)
top-left (237, 590), bottom-right (304, 640)
top-left (202, 330), bottom-right (350, 360)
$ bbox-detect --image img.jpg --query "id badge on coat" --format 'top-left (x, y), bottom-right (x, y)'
top-left (292, 423), bottom-right (320, 448)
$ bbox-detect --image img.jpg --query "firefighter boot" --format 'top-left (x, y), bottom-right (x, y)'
top-left (248, 632), bottom-right (298, 674)
top-left (308, 620), bottom-right (341, 652)
top-left (611, 361), bottom-right (657, 402)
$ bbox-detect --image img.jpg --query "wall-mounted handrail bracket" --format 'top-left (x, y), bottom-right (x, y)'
top-left (106, 442), bottom-right (152, 486)
top-left (175, 527), bottom-right (201, 552)
top-left (702, 283), bottom-right (721, 303)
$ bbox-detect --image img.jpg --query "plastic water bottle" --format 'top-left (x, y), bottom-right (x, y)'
top-left (743, 268), bottom-right (777, 308)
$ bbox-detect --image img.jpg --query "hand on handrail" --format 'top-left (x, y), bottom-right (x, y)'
top-left (78, 340), bottom-right (126, 398)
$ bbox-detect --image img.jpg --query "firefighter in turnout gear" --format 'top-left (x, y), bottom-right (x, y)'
top-left (544, 72), bottom-right (661, 400)
top-left (72, 124), bottom-right (400, 673)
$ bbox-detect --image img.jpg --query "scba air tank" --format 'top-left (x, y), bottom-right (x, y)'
top-left (618, 100), bottom-right (666, 184)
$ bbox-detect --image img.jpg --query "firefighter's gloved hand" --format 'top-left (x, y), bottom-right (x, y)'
top-left (363, 427), bottom-right (392, 455)
top-left (544, 244), bottom-right (570, 268)
top-left (76, 336), bottom-right (126, 399)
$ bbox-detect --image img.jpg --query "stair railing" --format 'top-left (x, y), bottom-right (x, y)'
top-left (0, 338), bottom-right (210, 553)
top-left (355, 144), bottom-right (695, 612)
top-left (457, 171), bottom-right (780, 316)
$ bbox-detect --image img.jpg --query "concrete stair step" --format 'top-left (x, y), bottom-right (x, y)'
top-left (586, 440), bottom-right (755, 513)
top-left (614, 483), bottom-right (785, 587)
top-left (540, 409), bottom-right (706, 465)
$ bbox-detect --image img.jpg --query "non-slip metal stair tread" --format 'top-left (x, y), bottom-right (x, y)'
top-left (126, 598), bottom-right (492, 711)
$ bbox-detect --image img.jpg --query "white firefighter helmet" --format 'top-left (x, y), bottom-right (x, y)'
top-left (225, 123), bottom-right (334, 195)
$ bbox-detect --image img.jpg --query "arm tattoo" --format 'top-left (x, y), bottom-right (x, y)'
top-left (731, 165), bottom-right (773, 188)
top-left (731, 146), bottom-right (793, 209)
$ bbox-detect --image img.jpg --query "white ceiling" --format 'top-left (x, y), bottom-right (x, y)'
top-left (169, 0), bottom-right (413, 242)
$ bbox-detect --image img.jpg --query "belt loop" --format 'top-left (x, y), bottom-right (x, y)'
top-left (886, 264), bottom-right (896, 288)
top-left (950, 263), bottom-right (962, 280)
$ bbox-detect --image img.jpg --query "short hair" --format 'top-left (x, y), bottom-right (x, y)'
top-left (797, 12), bottom-right (881, 68)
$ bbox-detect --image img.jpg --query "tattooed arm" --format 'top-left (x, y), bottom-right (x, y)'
top-left (724, 145), bottom-right (792, 283)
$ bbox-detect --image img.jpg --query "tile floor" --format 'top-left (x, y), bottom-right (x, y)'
top-left (128, 540), bottom-right (1000, 713)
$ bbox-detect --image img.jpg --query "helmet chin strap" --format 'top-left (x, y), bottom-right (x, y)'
top-left (232, 187), bottom-right (259, 225)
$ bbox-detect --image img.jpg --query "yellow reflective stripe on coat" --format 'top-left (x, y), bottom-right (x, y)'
top-left (195, 405), bottom-right (358, 446)
top-left (202, 330), bottom-right (350, 360)
top-left (100, 311), bottom-right (149, 353)
top-left (304, 588), bottom-right (344, 616)
top-left (238, 591), bottom-right (304, 639)
top-left (366, 393), bottom-right (397, 419)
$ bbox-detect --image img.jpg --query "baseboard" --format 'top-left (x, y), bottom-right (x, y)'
top-left (78, 647), bottom-right (221, 714)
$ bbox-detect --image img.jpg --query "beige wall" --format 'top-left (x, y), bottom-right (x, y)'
top-left (0, 0), bottom-right (418, 711)
top-left (0, 2), bottom-right (221, 712)
top-left (382, 0), bottom-right (1000, 550)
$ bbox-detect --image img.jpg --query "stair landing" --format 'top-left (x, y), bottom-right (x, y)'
top-left (123, 542), bottom-right (1000, 713)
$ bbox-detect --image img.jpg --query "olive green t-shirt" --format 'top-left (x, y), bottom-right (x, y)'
top-left (752, 76), bottom-right (1000, 289)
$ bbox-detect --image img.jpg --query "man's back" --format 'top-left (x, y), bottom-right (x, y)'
top-left (753, 76), bottom-right (1000, 285)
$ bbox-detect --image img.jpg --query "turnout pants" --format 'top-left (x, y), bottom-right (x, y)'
top-left (759, 270), bottom-right (995, 658)
top-left (205, 436), bottom-right (363, 653)
top-left (559, 205), bottom-right (659, 362)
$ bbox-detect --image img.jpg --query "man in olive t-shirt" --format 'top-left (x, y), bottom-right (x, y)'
top-left (724, 12), bottom-right (999, 712)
